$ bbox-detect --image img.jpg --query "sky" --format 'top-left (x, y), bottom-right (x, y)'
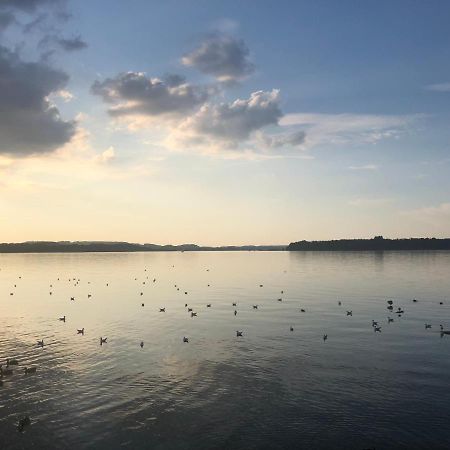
top-left (0, 0), bottom-right (450, 245)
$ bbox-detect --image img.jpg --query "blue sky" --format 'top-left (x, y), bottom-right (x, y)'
top-left (0, 0), bottom-right (449, 244)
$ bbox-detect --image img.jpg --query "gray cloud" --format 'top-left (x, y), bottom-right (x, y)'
top-left (0, 11), bottom-right (14, 30)
top-left (0, 0), bottom-right (59, 13)
top-left (179, 89), bottom-right (282, 146)
top-left (56, 35), bottom-right (88, 51)
top-left (91, 71), bottom-right (210, 117)
top-left (0, 45), bottom-right (76, 155)
top-left (259, 130), bottom-right (306, 149)
top-left (182, 33), bottom-right (254, 82)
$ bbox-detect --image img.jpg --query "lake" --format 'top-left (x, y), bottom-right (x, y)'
top-left (1, 251), bottom-right (450, 449)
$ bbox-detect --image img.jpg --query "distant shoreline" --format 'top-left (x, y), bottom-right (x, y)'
top-left (0, 237), bottom-right (450, 253)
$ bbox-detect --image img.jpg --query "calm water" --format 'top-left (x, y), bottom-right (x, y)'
top-left (1, 251), bottom-right (450, 449)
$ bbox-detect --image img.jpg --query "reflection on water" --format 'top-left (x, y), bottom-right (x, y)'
top-left (1, 251), bottom-right (450, 449)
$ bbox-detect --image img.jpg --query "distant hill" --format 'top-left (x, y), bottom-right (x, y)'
top-left (287, 236), bottom-right (450, 251)
top-left (0, 241), bottom-right (285, 253)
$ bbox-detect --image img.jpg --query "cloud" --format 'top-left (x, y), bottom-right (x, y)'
top-left (425, 82), bottom-right (450, 92)
top-left (0, 10), bottom-right (15, 30)
top-left (0, 45), bottom-right (76, 156)
top-left (402, 202), bottom-right (450, 219)
top-left (0, 0), bottom-right (60, 13)
top-left (349, 164), bottom-right (378, 170)
top-left (94, 146), bottom-right (115, 164)
top-left (56, 35), bottom-right (88, 51)
top-left (348, 197), bottom-right (394, 207)
top-left (182, 33), bottom-right (254, 82)
top-left (280, 113), bottom-right (420, 148)
top-left (171, 89), bottom-right (282, 150)
top-left (91, 71), bottom-right (210, 118)
top-left (256, 130), bottom-right (306, 149)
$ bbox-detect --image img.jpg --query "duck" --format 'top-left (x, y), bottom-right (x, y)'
top-left (88, 294), bottom-right (92, 298)
top-left (59, 316), bottom-right (66, 322)
top-left (6, 358), bottom-right (19, 366)
top-left (100, 337), bottom-right (107, 345)
top-left (17, 416), bottom-right (31, 433)
top-left (140, 292), bottom-right (143, 296)
top-left (259, 284), bottom-right (263, 288)
top-left (183, 337), bottom-right (189, 343)
top-left (185, 303), bottom-right (188, 307)
top-left (159, 308), bottom-right (166, 312)
top-left (77, 328), bottom-right (85, 335)
top-left (24, 367), bottom-right (37, 375)
top-left (0, 365), bottom-right (13, 376)
top-left (236, 331), bottom-right (243, 337)
top-left (184, 292), bottom-right (188, 295)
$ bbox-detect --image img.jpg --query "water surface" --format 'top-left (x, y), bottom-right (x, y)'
top-left (1, 251), bottom-right (450, 449)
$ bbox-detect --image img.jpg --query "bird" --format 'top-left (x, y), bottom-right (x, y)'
top-left (338, 301), bottom-right (342, 306)
top-left (77, 328), bottom-right (85, 335)
top-left (253, 305), bottom-right (258, 309)
top-left (236, 331), bottom-right (243, 337)
top-left (70, 297), bottom-right (75, 301)
top-left (188, 308), bottom-right (193, 312)
top-left (347, 311), bottom-right (353, 316)
top-left (191, 312), bottom-right (197, 317)
top-left (323, 334), bottom-right (328, 341)
top-left (413, 299), bottom-right (418, 303)
top-left (290, 326), bottom-right (294, 332)
top-left (388, 317), bottom-right (394, 323)
top-left (17, 416), bottom-right (31, 433)
top-left (159, 308), bottom-right (166, 312)
top-left (59, 316), bottom-right (66, 322)
top-left (206, 304), bottom-right (211, 308)
top-left (397, 308), bottom-right (404, 314)
top-left (184, 292), bottom-right (188, 295)
top-left (185, 303), bottom-right (188, 307)
top-left (372, 320), bottom-right (378, 327)
top-left (440, 302), bottom-right (444, 305)
top-left (281, 290), bottom-right (284, 294)
top-left (234, 310), bottom-right (237, 316)
top-left (24, 367), bottom-right (37, 374)
top-left (277, 298), bottom-right (282, 302)
top-left (232, 302), bottom-right (237, 306)
top-left (387, 300), bottom-right (393, 305)
top-left (37, 340), bottom-right (44, 347)
top-left (183, 337), bottom-right (189, 343)
top-left (300, 308), bottom-right (306, 313)
top-left (425, 324), bottom-right (432, 329)
top-left (0, 365), bottom-right (13, 376)
top-left (49, 292), bottom-right (52, 295)
top-left (6, 358), bottom-right (18, 366)
top-left (140, 341), bottom-right (144, 348)
top-left (100, 337), bottom-right (107, 345)
top-left (141, 303), bottom-right (145, 307)
top-left (259, 284), bottom-right (263, 287)
top-left (140, 292), bottom-right (143, 296)
top-left (440, 324), bottom-right (444, 331)
top-left (88, 294), bottom-right (92, 298)
top-left (374, 326), bottom-right (382, 332)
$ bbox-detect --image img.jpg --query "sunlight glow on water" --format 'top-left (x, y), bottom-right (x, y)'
top-left (1, 251), bottom-right (450, 449)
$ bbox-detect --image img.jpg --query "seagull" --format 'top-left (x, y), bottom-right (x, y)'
top-left (236, 331), bottom-right (243, 337)
top-left (191, 312), bottom-right (197, 317)
top-left (77, 328), bottom-right (85, 335)
top-left (100, 337), bottom-right (107, 345)
top-left (70, 297), bottom-right (75, 301)
top-left (347, 311), bottom-right (353, 316)
top-left (159, 308), bottom-right (165, 312)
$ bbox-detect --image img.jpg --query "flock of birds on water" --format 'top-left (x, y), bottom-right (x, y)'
top-left (1, 265), bottom-right (450, 433)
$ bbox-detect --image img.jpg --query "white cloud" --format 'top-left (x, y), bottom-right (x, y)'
top-left (348, 197), bottom-right (394, 207)
top-left (349, 164), bottom-right (378, 170)
top-left (425, 82), bottom-right (450, 92)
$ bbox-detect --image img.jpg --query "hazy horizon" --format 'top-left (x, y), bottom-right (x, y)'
top-left (1, 1), bottom-right (450, 245)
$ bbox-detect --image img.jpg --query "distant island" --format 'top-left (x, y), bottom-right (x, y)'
top-left (0, 241), bottom-right (285, 253)
top-left (287, 236), bottom-right (450, 251)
